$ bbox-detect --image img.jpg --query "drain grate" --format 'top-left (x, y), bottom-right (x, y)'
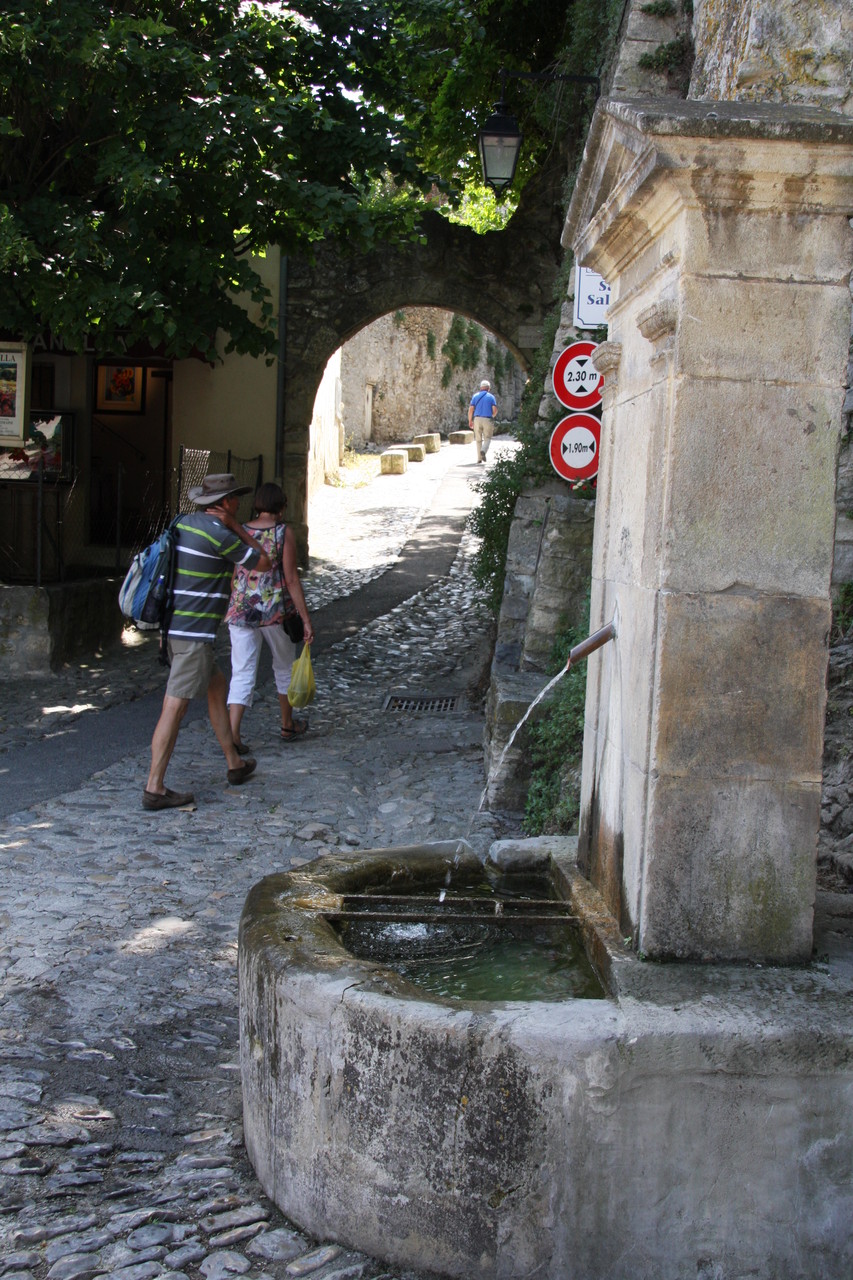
top-left (383, 693), bottom-right (461, 714)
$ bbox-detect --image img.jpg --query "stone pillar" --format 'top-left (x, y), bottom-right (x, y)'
top-left (563, 98), bottom-right (853, 961)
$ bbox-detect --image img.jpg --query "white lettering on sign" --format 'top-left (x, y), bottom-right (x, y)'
top-left (573, 264), bottom-right (611, 329)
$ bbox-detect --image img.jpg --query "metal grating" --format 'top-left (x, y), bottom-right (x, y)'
top-left (383, 693), bottom-right (462, 714)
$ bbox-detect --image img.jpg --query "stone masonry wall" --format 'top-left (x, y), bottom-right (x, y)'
top-left (337, 308), bottom-right (525, 448)
top-left (307, 307), bottom-right (526, 489)
top-left (690, 0), bottom-right (853, 112)
top-left (484, 486), bottom-right (595, 812)
top-left (689, 1), bottom-right (853, 582)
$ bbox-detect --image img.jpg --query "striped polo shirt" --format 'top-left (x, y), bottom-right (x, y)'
top-left (167, 513), bottom-right (260, 643)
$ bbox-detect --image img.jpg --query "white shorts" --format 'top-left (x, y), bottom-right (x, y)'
top-left (227, 623), bottom-right (298, 707)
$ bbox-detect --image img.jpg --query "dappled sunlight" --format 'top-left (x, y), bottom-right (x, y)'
top-left (41, 703), bottom-right (97, 717)
top-left (121, 627), bottom-right (150, 649)
top-left (121, 916), bottom-right (195, 954)
top-left (0, 820), bottom-right (54, 845)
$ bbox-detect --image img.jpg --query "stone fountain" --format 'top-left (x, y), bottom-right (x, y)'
top-left (239, 99), bottom-right (853, 1278)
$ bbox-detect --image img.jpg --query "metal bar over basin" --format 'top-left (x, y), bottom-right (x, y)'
top-left (326, 910), bottom-right (581, 924)
top-left (324, 894), bottom-right (579, 925)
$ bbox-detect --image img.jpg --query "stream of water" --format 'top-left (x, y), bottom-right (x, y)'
top-left (477, 665), bottom-right (569, 812)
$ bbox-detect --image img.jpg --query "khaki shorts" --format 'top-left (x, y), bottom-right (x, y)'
top-left (165, 638), bottom-right (217, 700)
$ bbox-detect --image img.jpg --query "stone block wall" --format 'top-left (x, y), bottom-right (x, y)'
top-left (1, 579), bottom-right (125, 676)
top-left (332, 308), bottom-right (525, 448)
top-left (484, 486), bottom-right (595, 811)
top-left (690, 0), bottom-right (853, 112)
top-left (686, 1), bottom-right (853, 581)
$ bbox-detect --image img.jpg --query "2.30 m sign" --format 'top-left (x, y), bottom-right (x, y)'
top-left (549, 414), bottom-right (601, 483)
top-left (552, 340), bottom-right (603, 411)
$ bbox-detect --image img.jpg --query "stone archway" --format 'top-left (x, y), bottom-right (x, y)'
top-left (279, 145), bottom-right (570, 556)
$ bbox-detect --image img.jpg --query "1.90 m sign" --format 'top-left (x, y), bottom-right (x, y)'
top-left (549, 414), bottom-right (601, 482)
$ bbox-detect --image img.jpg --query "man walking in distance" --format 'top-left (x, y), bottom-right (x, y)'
top-left (468, 379), bottom-right (498, 464)
top-left (143, 473), bottom-right (273, 811)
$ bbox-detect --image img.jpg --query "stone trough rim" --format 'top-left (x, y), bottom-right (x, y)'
top-left (238, 839), bottom-right (625, 1011)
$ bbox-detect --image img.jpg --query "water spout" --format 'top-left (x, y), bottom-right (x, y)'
top-left (565, 620), bottom-right (616, 671)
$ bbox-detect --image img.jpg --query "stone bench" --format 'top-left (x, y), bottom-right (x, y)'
top-left (449, 429), bottom-right (475, 445)
top-left (413, 433), bottom-right (441, 454)
top-left (380, 449), bottom-right (408, 475)
top-left (398, 443), bottom-right (426, 462)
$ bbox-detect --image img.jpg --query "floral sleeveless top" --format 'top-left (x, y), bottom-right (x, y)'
top-left (225, 524), bottom-right (285, 627)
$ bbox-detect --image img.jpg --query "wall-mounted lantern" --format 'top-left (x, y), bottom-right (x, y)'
top-left (478, 67), bottom-right (600, 193)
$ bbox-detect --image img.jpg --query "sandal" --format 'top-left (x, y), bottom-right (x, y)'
top-left (281, 721), bottom-right (308, 742)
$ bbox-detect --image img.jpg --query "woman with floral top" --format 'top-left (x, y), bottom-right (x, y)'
top-left (225, 483), bottom-right (314, 748)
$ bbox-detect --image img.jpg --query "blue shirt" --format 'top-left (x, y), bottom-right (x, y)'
top-left (470, 390), bottom-right (496, 418)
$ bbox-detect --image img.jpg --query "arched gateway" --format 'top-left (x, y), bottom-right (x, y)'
top-left (278, 149), bottom-right (569, 556)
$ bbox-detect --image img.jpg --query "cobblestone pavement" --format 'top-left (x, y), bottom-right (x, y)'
top-left (0, 442), bottom-right (522, 1280)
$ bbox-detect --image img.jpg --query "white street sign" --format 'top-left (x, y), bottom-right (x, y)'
top-left (574, 265), bottom-right (611, 329)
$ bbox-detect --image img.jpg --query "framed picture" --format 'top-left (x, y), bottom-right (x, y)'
top-left (0, 342), bottom-right (31, 445)
top-left (0, 412), bottom-right (74, 481)
top-left (95, 363), bottom-right (146, 413)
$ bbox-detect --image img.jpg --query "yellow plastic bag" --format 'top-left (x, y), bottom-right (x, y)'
top-left (287, 643), bottom-right (316, 709)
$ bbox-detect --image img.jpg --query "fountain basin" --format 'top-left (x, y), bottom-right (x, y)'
top-left (239, 838), bottom-right (853, 1280)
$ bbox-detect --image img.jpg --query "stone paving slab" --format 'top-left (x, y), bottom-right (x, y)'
top-left (0, 444), bottom-right (521, 1280)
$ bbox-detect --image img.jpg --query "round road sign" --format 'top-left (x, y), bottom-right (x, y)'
top-left (552, 340), bottom-right (603, 410)
top-left (549, 414), bottom-right (601, 482)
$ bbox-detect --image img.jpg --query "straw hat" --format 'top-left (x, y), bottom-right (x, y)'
top-left (187, 473), bottom-right (251, 506)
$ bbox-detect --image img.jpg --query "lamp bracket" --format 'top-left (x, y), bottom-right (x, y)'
top-left (496, 66), bottom-right (600, 105)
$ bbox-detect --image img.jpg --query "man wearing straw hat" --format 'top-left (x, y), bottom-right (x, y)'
top-left (143, 473), bottom-right (272, 811)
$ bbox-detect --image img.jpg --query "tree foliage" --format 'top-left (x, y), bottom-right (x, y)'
top-left (0, 0), bottom-right (447, 359)
top-left (0, 0), bottom-right (616, 361)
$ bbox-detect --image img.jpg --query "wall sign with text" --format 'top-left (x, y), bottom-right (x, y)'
top-left (573, 265), bottom-right (611, 329)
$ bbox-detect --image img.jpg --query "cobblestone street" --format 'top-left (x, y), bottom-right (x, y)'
top-left (0, 443), bottom-right (521, 1280)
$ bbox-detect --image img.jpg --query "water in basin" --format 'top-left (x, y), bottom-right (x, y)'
top-left (329, 864), bottom-right (605, 1002)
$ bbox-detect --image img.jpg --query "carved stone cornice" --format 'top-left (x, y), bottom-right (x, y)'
top-left (637, 300), bottom-right (677, 342)
top-left (563, 96), bottom-right (853, 279)
top-left (591, 341), bottom-right (623, 376)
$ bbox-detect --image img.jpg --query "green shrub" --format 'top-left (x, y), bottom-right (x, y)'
top-left (441, 315), bottom-right (482, 385)
top-left (832, 581), bottom-right (853, 643)
top-left (468, 451), bottom-right (528, 612)
top-left (638, 34), bottom-right (694, 93)
top-left (524, 613), bottom-right (589, 836)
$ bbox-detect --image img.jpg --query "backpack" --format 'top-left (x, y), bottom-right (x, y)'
top-left (118, 521), bottom-right (177, 632)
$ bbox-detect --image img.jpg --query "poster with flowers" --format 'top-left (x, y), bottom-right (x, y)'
top-left (0, 343), bottom-right (31, 444)
top-left (95, 364), bottom-right (146, 413)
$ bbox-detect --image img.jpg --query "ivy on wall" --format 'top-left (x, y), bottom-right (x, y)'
top-left (441, 316), bottom-right (483, 387)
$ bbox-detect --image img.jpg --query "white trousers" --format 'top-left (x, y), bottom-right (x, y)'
top-left (228, 623), bottom-right (298, 707)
